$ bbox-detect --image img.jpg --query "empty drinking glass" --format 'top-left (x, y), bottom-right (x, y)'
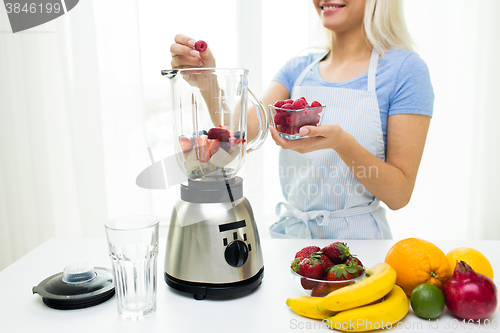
top-left (105, 215), bottom-right (159, 321)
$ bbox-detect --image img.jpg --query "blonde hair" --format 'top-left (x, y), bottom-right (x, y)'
top-left (320, 0), bottom-right (414, 56)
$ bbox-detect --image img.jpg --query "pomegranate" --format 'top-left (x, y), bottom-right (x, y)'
top-left (442, 261), bottom-right (497, 320)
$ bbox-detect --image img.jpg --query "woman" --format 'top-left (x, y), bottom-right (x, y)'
top-left (170, 0), bottom-right (433, 239)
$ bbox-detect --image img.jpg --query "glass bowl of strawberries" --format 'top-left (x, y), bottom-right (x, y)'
top-left (289, 243), bottom-right (365, 297)
top-left (269, 97), bottom-right (325, 140)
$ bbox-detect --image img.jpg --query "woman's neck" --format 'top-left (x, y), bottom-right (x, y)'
top-left (317, 28), bottom-right (374, 83)
top-left (328, 29), bottom-right (372, 64)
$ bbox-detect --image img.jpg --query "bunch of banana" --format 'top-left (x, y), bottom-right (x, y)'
top-left (286, 263), bottom-right (409, 332)
top-left (324, 285), bottom-right (409, 332)
top-left (286, 296), bottom-right (337, 320)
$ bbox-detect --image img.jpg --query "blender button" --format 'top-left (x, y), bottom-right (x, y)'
top-left (223, 238), bottom-right (228, 246)
top-left (243, 234), bottom-right (247, 241)
top-left (233, 232), bottom-right (237, 240)
top-left (248, 244), bottom-right (252, 251)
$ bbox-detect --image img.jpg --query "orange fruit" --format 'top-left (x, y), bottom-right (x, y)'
top-left (385, 238), bottom-right (451, 296)
top-left (446, 247), bottom-right (494, 280)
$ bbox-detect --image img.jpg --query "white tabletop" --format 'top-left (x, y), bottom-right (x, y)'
top-left (0, 238), bottom-right (499, 332)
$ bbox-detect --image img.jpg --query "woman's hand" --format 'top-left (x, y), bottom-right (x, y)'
top-left (170, 34), bottom-right (216, 69)
top-left (269, 124), bottom-right (345, 154)
top-left (170, 34), bottom-right (218, 93)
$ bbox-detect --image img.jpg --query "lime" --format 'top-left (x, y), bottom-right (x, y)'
top-left (410, 283), bottom-right (445, 320)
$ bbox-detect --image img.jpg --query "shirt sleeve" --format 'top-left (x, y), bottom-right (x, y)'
top-left (272, 54), bottom-right (315, 94)
top-left (388, 53), bottom-right (434, 117)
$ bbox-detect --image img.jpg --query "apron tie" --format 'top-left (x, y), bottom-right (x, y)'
top-left (270, 201), bottom-right (381, 239)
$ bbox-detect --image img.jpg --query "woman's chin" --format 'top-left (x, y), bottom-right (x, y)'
top-left (321, 19), bottom-right (360, 34)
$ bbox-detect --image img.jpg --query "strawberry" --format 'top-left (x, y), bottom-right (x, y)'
top-left (311, 282), bottom-right (330, 297)
top-left (207, 127), bottom-right (230, 142)
top-left (311, 100), bottom-right (322, 108)
top-left (179, 136), bottom-right (193, 153)
top-left (294, 246), bottom-right (320, 260)
top-left (278, 125), bottom-right (293, 135)
top-left (299, 97), bottom-right (308, 104)
top-left (307, 114), bottom-right (321, 126)
top-left (274, 112), bottom-right (286, 126)
top-left (300, 277), bottom-right (316, 290)
top-left (274, 100), bottom-right (286, 108)
top-left (284, 99), bottom-right (293, 104)
top-left (305, 251), bottom-right (334, 276)
top-left (321, 242), bottom-right (351, 264)
top-left (285, 114), bottom-right (302, 127)
top-left (281, 103), bottom-right (293, 110)
top-left (195, 137), bottom-right (219, 162)
top-left (298, 109), bottom-right (313, 119)
top-left (345, 257), bottom-right (364, 277)
top-left (326, 264), bottom-right (357, 281)
top-left (194, 40), bottom-right (207, 53)
top-left (298, 256), bottom-right (325, 279)
top-left (221, 136), bottom-right (241, 154)
top-left (318, 254), bottom-right (334, 273)
top-left (292, 99), bottom-right (305, 110)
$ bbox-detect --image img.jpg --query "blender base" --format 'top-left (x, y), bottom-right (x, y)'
top-left (164, 267), bottom-right (264, 300)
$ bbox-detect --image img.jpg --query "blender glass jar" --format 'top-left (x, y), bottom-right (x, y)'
top-left (162, 68), bottom-right (268, 180)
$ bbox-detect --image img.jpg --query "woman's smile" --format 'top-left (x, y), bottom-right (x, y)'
top-left (320, 2), bottom-right (346, 14)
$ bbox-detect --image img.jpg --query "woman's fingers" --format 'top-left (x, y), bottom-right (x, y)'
top-left (170, 34), bottom-right (216, 68)
top-left (269, 126), bottom-right (290, 148)
top-left (171, 54), bottom-right (202, 68)
top-left (170, 43), bottom-right (198, 58)
top-left (270, 125), bottom-right (326, 153)
top-left (174, 34), bottom-right (196, 48)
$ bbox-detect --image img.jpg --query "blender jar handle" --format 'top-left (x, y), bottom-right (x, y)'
top-left (246, 88), bottom-right (269, 153)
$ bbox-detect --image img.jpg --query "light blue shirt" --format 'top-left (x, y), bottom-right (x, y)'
top-left (272, 48), bottom-right (434, 150)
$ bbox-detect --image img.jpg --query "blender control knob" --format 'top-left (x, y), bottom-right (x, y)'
top-left (224, 240), bottom-right (249, 267)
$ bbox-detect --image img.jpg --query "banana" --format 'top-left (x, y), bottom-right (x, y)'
top-left (286, 296), bottom-right (337, 320)
top-left (317, 263), bottom-right (397, 312)
top-left (324, 285), bottom-right (409, 332)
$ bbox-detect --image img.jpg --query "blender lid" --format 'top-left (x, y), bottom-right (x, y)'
top-left (33, 262), bottom-right (115, 310)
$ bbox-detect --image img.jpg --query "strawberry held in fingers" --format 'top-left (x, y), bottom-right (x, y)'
top-left (194, 40), bottom-right (207, 53)
top-left (321, 242), bottom-right (351, 264)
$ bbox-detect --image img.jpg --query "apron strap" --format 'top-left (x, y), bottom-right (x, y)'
top-left (367, 48), bottom-right (380, 93)
top-left (292, 51), bottom-right (329, 88)
top-left (292, 49), bottom-right (379, 92)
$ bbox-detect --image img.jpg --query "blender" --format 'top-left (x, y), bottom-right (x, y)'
top-left (160, 68), bottom-right (269, 300)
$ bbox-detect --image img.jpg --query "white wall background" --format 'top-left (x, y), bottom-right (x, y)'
top-left (1, 0), bottom-right (499, 271)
